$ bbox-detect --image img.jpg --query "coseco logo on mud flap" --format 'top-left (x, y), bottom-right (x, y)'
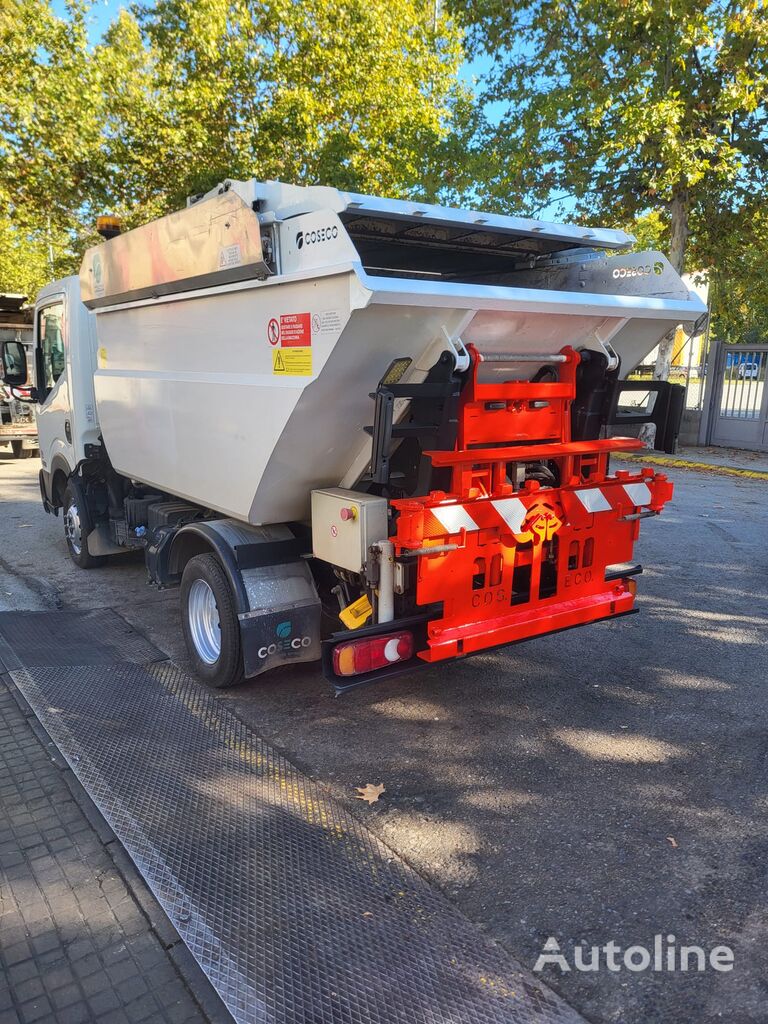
top-left (257, 621), bottom-right (312, 660)
top-left (295, 226), bottom-right (338, 250)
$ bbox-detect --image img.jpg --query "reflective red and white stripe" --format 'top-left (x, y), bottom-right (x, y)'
top-left (573, 480), bottom-right (652, 513)
top-left (426, 496), bottom-right (531, 538)
top-left (421, 481), bottom-right (654, 539)
top-left (429, 496), bottom-right (530, 535)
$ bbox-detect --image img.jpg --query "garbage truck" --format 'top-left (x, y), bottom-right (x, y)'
top-left (0, 179), bottom-right (706, 692)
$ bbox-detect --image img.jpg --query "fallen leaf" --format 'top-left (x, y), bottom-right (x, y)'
top-left (666, 835), bottom-right (678, 848)
top-left (356, 783), bottom-right (385, 805)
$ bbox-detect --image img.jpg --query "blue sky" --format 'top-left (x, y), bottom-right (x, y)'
top-left (65, 0), bottom-right (123, 37)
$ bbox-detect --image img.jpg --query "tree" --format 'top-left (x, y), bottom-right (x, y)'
top-left (694, 201), bottom-right (768, 343)
top-left (97, 0), bottom-right (467, 223)
top-left (0, 0), bottom-right (106, 295)
top-left (0, 0), bottom-right (469, 293)
top-left (455, 0), bottom-right (768, 379)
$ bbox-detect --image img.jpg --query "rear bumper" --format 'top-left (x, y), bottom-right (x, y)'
top-left (322, 596), bottom-right (639, 694)
top-left (0, 423), bottom-right (37, 444)
top-left (420, 582), bottom-right (636, 662)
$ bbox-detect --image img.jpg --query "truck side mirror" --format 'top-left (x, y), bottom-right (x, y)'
top-left (2, 340), bottom-right (30, 388)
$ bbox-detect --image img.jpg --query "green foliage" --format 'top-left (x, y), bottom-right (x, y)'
top-left (457, 0), bottom-right (768, 223)
top-left (455, 0), bottom-right (768, 345)
top-left (0, 0), bottom-right (466, 293)
top-left (99, 0), bottom-right (466, 220)
top-left (694, 201), bottom-right (768, 341)
top-left (0, 0), bottom-right (106, 295)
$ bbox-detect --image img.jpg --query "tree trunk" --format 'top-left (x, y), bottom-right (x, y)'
top-left (638, 191), bottom-right (690, 446)
top-left (652, 190), bottom-right (689, 382)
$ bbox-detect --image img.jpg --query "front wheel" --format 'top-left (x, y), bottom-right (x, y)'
top-left (63, 483), bottom-right (106, 568)
top-left (180, 554), bottom-right (245, 689)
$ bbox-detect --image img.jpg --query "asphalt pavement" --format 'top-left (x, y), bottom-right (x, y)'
top-left (1, 450), bottom-right (766, 1024)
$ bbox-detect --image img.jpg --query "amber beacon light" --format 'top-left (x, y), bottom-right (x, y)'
top-left (96, 215), bottom-right (122, 240)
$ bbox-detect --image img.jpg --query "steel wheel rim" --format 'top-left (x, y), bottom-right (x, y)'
top-left (64, 502), bottom-right (82, 556)
top-left (187, 578), bottom-right (221, 664)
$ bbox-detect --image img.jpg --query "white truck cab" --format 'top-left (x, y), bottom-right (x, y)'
top-left (16, 279), bottom-right (114, 568)
top-left (34, 279), bottom-right (101, 500)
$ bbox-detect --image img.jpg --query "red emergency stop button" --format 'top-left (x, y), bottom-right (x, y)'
top-left (340, 507), bottom-right (357, 521)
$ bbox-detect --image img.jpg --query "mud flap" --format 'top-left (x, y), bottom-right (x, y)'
top-left (238, 562), bottom-right (321, 677)
top-left (86, 523), bottom-right (127, 556)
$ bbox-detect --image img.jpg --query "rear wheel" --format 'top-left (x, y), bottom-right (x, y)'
top-left (180, 553), bottom-right (244, 688)
top-left (63, 482), bottom-right (106, 568)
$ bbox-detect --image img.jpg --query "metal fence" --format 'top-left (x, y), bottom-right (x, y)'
top-left (702, 342), bottom-right (768, 451)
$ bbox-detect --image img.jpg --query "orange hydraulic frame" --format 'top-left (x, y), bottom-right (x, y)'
top-left (390, 346), bottom-right (673, 663)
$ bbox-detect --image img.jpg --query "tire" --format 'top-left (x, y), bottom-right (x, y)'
top-left (63, 482), bottom-right (106, 569)
top-left (180, 553), bottom-right (244, 689)
top-left (10, 440), bottom-right (33, 459)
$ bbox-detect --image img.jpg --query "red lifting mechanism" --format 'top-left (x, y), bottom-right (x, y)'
top-left (390, 345), bottom-right (673, 663)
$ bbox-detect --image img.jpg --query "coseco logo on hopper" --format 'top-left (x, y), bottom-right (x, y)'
top-left (295, 225), bottom-right (338, 249)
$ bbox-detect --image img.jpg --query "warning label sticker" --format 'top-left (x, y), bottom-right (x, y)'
top-left (278, 312), bottom-right (311, 347)
top-left (315, 310), bottom-right (342, 335)
top-left (272, 347), bottom-right (312, 376)
top-left (218, 243), bottom-right (242, 268)
top-left (267, 311), bottom-right (340, 347)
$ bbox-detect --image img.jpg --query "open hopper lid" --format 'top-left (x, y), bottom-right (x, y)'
top-left (334, 192), bottom-right (634, 259)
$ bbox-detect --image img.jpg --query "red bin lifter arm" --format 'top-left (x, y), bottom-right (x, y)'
top-left (390, 345), bottom-right (673, 663)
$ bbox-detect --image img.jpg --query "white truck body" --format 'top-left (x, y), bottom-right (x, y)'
top-left (79, 179), bottom-right (706, 524)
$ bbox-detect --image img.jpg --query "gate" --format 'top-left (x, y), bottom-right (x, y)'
top-left (708, 341), bottom-right (768, 451)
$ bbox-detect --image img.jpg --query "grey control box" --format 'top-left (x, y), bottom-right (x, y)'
top-left (311, 488), bottom-right (388, 573)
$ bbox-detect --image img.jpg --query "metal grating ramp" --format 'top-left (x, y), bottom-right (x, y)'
top-left (0, 607), bottom-right (165, 671)
top-left (0, 610), bottom-right (585, 1024)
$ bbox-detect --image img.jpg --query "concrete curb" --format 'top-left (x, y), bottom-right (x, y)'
top-left (614, 452), bottom-right (768, 481)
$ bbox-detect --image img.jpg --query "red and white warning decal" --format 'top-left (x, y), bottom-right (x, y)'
top-left (266, 313), bottom-right (312, 348)
top-left (278, 313), bottom-right (311, 347)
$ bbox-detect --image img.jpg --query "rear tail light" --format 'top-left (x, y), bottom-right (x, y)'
top-left (333, 630), bottom-right (414, 677)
